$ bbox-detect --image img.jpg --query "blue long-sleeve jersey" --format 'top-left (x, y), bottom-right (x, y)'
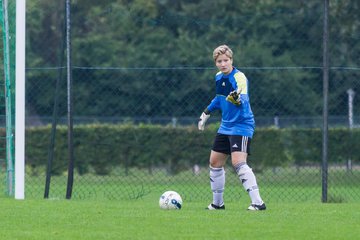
top-left (206, 67), bottom-right (255, 137)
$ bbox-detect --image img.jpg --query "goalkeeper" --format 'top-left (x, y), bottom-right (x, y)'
top-left (198, 45), bottom-right (266, 211)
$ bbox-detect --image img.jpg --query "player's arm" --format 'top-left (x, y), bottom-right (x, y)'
top-left (226, 72), bottom-right (247, 106)
top-left (198, 98), bottom-right (219, 131)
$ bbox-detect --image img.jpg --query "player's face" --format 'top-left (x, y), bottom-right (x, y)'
top-left (215, 54), bottom-right (233, 75)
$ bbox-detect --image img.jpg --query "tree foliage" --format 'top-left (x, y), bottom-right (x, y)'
top-left (23, 0), bottom-right (359, 119)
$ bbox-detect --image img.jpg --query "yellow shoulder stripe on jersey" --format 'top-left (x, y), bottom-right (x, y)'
top-left (216, 71), bottom-right (222, 76)
top-left (234, 72), bottom-right (247, 94)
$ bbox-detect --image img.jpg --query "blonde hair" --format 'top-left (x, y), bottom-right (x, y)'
top-left (213, 45), bottom-right (233, 61)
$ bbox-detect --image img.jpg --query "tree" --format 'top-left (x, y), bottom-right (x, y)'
top-left (24, 0), bottom-right (358, 119)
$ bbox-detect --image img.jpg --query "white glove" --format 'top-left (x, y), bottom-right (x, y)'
top-left (198, 112), bottom-right (210, 131)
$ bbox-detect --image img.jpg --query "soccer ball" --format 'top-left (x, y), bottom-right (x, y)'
top-left (159, 191), bottom-right (182, 210)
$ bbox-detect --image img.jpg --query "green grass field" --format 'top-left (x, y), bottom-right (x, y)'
top-left (1, 166), bottom-right (359, 239)
top-left (1, 195), bottom-right (359, 240)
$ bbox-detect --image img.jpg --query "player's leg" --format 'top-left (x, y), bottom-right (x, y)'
top-left (230, 136), bottom-right (266, 210)
top-left (207, 150), bottom-right (227, 209)
top-left (206, 133), bottom-right (229, 210)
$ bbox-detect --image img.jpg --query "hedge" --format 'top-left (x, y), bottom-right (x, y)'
top-left (22, 124), bottom-right (359, 175)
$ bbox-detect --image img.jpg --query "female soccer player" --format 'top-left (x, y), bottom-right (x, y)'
top-left (198, 45), bottom-right (266, 211)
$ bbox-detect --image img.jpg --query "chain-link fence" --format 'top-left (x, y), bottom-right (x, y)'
top-left (9, 0), bottom-right (360, 202)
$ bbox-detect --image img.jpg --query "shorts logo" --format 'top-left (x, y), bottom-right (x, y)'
top-left (232, 144), bottom-right (238, 148)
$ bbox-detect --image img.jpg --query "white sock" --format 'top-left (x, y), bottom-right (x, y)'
top-left (234, 163), bottom-right (263, 205)
top-left (210, 166), bottom-right (225, 206)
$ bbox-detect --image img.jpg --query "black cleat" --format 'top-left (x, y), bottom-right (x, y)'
top-left (206, 203), bottom-right (225, 210)
top-left (247, 203), bottom-right (266, 211)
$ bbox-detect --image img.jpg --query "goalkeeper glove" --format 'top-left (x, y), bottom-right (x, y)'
top-left (226, 88), bottom-right (242, 106)
top-left (198, 111), bottom-right (210, 131)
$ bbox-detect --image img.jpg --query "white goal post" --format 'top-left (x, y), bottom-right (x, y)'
top-left (15, 0), bottom-right (25, 200)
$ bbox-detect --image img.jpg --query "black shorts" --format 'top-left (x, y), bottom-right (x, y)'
top-left (212, 133), bottom-right (251, 155)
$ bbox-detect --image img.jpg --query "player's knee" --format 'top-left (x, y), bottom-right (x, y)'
top-left (209, 160), bottom-right (224, 168)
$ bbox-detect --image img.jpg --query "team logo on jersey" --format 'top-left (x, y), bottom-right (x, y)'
top-left (222, 82), bottom-right (225, 87)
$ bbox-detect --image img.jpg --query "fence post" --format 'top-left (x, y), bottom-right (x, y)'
top-left (346, 89), bottom-right (355, 172)
top-left (321, 0), bottom-right (329, 203)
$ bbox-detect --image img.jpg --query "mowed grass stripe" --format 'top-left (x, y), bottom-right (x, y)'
top-left (0, 198), bottom-right (359, 239)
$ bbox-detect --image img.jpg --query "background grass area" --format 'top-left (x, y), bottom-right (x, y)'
top-left (17, 166), bottom-right (360, 203)
top-left (1, 196), bottom-right (359, 240)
